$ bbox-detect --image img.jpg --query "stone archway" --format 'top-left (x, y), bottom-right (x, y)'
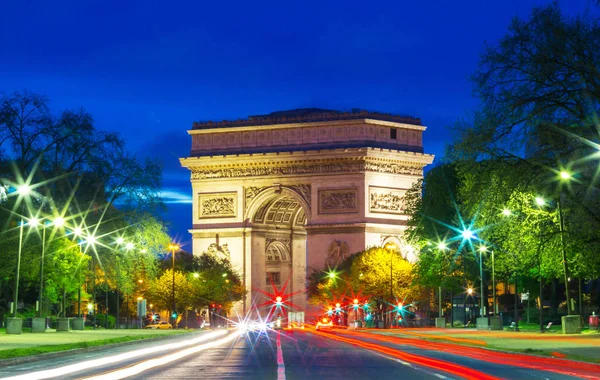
top-left (180, 109), bottom-right (434, 318)
top-left (245, 186), bottom-right (309, 314)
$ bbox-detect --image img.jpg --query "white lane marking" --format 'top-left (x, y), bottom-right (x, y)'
top-left (372, 352), bottom-right (453, 380)
top-left (83, 332), bottom-right (240, 380)
top-left (276, 332), bottom-right (286, 380)
top-left (2, 331), bottom-right (229, 380)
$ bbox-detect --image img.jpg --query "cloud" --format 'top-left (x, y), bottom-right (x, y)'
top-left (159, 189), bottom-right (192, 204)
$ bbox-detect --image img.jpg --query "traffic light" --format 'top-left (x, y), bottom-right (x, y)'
top-left (172, 312), bottom-right (178, 318)
top-left (397, 302), bottom-right (403, 311)
top-left (335, 303), bottom-right (341, 312)
top-left (275, 296), bottom-right (282, 307)
top-left (353, 299), bottom-right (359, 309)
top-left (327, 307), bottom-right (333, 316)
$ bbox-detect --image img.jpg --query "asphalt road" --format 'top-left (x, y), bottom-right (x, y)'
top-left (0, 328), bottom-right (590, 380)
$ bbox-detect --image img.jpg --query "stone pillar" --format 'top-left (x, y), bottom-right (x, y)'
top-left (561, 315), bottom-right (582, 334)
top-left (489, 315), bottom-right (502, 330)
top-left (72, 317), bottom-right (85, 330)
top-left (6, 318), bottom-right (22, 334)
top-left (57, 318), bottom-right (71, 332)
top-left (476, 317), bottom-right (489, 330)
top-left (32, 317), bottom-right (46, 333)
top-left (435, 317), bottom-right (446, 328)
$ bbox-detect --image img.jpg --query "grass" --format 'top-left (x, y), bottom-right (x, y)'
top-left (0, 329), bottom-right (193, 360)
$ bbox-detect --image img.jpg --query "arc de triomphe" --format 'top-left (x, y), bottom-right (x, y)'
top-left (180, 109), bottom-right (434, 317)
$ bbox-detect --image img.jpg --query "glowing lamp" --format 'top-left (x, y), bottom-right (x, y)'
top-left (461, 229), bottom-right (474, 240)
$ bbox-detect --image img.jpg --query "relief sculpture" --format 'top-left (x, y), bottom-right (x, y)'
top-left (190, 159), bottom-right (423, 180)
top-left (369, 187), bottom-right (405, 214)
top-left (319, 189), bottom-right (357, 214)
top-left (326, 240), bottom-right (350, 267)
top-left (198, 192), bottom-right (237, 218)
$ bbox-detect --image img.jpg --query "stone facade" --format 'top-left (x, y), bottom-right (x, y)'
top-left (180, 109), bottom-right (434, 318)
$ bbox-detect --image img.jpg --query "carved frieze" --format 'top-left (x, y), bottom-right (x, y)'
top-left (369, 186), bottom-right (406, 215)
top-left (318, 188), bottom-right (358, 214)
top-left (198, 192), bottom-right (237, 218)
top-left (190, 159), bottom-right (423, 180)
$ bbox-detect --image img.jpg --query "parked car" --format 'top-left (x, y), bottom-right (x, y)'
top-left (145, 321), bottom-right (172, 329)
top-left (316, 317), bottom-right (333, 331)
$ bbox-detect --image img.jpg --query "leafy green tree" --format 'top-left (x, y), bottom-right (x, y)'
top-left (147, 269), bottom-right (193, 316)
top-left (448, 3), bottom-right (600, 316)
top-left (189, 253), bottom-right (246, 313)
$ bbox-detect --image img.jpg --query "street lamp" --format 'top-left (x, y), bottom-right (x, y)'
top-left (478, 245), bottom-right (487, 317)
top-left (558, 171), bottom-right (573, 315)
top-left (169, 243), bottom-right (180, 328)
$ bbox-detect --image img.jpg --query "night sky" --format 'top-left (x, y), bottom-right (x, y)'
top-left (0, 0), bottom-right (590, 247)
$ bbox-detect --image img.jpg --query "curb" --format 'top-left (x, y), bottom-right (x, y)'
top-left (0, 330), bottom-right (205, 368)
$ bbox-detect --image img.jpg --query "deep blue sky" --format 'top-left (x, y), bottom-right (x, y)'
top-left (0, 0), bottom-right (590, 247)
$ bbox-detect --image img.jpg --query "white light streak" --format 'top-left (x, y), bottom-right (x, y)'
top-left (3, 330), bottom-right (229, 380)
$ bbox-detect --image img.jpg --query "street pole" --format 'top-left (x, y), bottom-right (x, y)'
top-left (116, 255), bottom-right (120, 329)
top-left (438, 286), bottom-right (442, 318)
top-left (557, 197), bottom-right (572, 315)
top-left (171, 246), bottom-right (176, 329)
top-left (93, 256), bottom-right (96, 329)
top-left (38, 226), bottom-right (46, 317)
top-left (492, 250), bottom-right (496, 316)
top-left (13, 220), bottom-right (24, 317)
top-left (514, 272), bottom-right (519, 332)
top-left (479, 249), bottom-right (484, 317)
top-left (389, 253), bottom-right (393, 328)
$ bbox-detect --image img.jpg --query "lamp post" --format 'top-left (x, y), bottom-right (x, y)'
top-left (478, 246), bottom-right (487, 317)
top-left (386, 243), bottom-right (397, 328)
top-left (169, 243), bottom-right (179, 328)
top-left (11, 184), bottom-right (32, 321)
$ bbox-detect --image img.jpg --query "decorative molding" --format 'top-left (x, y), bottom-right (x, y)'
top-left (369, 186), bottom-right (407, 215)
top-left (245, 186), bottom-right (267, 211)
top-left (318, 188), bottom-right (358, 214)
top-left (190, 159), bottom-right (423, 180)
top-left (198, 192), bottom-right (237, 219)
top-left (289, 184), bottom-right (311, 206)
top-left (265, 238), bottom-right (291, 262)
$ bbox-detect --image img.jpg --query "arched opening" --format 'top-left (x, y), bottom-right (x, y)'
top-left (247, 188), bottom-right (309, 314)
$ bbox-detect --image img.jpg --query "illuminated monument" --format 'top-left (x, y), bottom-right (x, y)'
top-left (180, 109), bottom-right (434, 316)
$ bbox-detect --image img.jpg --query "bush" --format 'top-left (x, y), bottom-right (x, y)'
top-left (94, 314), bottom-right (116, 329)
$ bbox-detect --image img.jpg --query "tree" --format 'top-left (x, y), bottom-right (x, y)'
top-left (189, 253), bottom-right (246, 313)
top-left (147, 269), bottom-right (193, 316)
top-left (448, 3), bottom-right (600, 316)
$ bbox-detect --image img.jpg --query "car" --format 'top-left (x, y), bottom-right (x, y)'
top-left (316, 317), bottom-right (333, 331)
top-left (145, 321), bottom-right (172, 329)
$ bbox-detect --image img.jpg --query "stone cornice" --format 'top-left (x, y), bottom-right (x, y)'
top-left (182, 151), bottom-right (434, 180)
top-left (191, 110), bottom-right (423, 131)
top-left (181, 147), bottom-right (434, 167)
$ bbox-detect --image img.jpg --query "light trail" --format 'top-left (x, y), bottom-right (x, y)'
top-left (336, 329), bottom-right (600, 380)
top-left (83, 332), bottom-right (240, 380)
top-left (276, 332), bottom-right (286, 380)
top-left (2, 330), bottom-right (229, 380)
top-left (308, 329), bottom-right (500, 380)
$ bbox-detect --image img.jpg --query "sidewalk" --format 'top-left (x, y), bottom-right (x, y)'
top-left (0, 328), bottom-right (190, 351)
top-left (364, 327), bottom-right (600, 363)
